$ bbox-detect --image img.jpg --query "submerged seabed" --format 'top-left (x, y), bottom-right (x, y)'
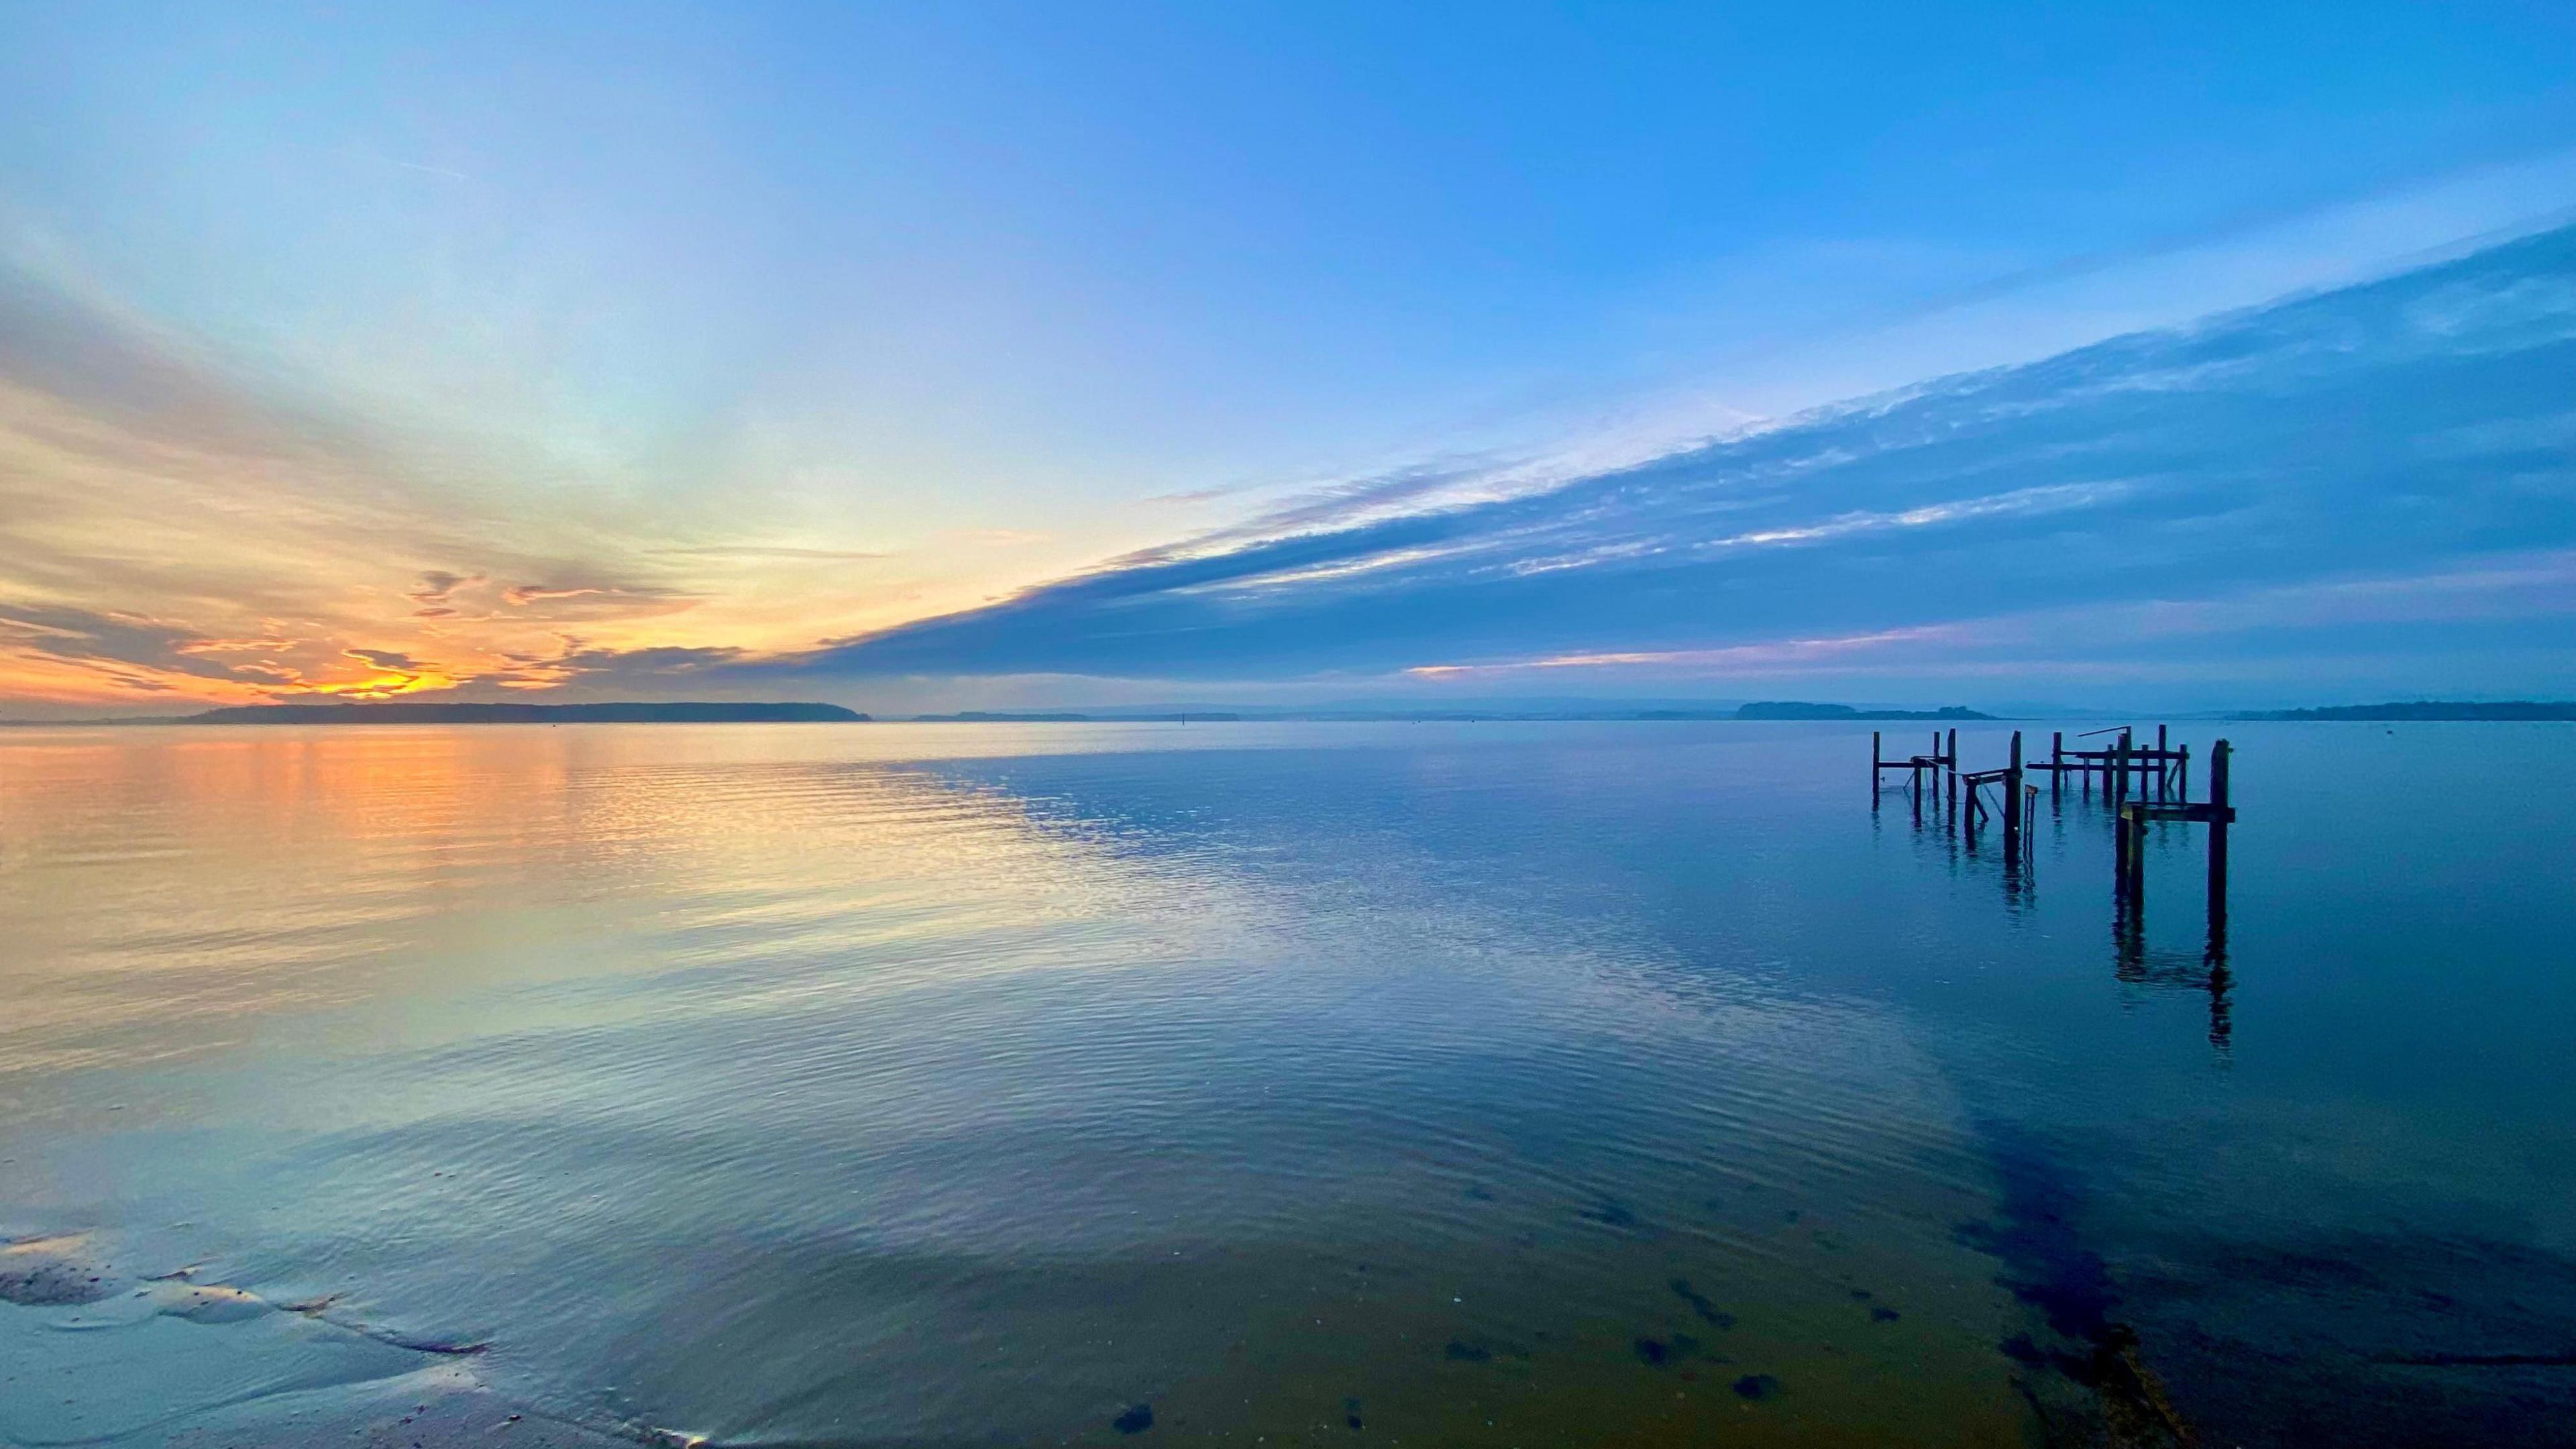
top-left (1, 721), bottom-right (2571, 1447)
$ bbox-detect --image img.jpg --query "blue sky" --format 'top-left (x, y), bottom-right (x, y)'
top-left (1, 3), bottom-right (2573, 712)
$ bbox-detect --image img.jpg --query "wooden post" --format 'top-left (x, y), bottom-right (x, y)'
top-left (1946, 728), bottom-right (1958, 811)
top-left (1872, 731), bottom-right (1882, 798)
top-left (2114, 798), bottom-right (2131, 885)
top-left (2129, 810), bottom-right (2149, 914)
top-left (2207, 738), bottom-right (2231, 929)
top-left (2051, 730), bottom-right (2063, 804)
top-left (2156, 724), bottom-right (2169, 800)
top-left (2178, 743), bottom-right (2190, 802)
top-left (2003, 731), bottom-right (2023, 859)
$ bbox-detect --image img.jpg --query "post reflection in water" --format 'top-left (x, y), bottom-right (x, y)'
top-left (1900, 728), bottom-right (2234, 1055)
top-left (1, 721), bottom-right (2571, 1449)
top-left (2108, 855), bottom-right (2234, 1058)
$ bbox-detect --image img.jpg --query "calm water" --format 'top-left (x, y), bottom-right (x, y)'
top-left (2, 722), bottom-right (2571, 1448)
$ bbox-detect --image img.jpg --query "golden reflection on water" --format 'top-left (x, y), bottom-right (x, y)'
top-left (0, 726), bottom-right (1189, 1089)
top-left (1, 723), bottom-right (2059, 1446)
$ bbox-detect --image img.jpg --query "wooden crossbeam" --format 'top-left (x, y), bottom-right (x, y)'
top-left (2122, 802), bottom-right (2237, 824)
top-left (2053, 748), bottom-right (2183, 763)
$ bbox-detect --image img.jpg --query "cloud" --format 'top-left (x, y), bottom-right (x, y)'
top-left (498, 582), bottom-right (702, 620)
top-left (409, 571), bottom-right (476, 602)
top-left (456, 639), bottom-right (754, 696)
top-left (345, 647), bottom-right (423, 670)
top-left (0, 262), bottom-right (811, 711)
top-left (644, 545), bottom-right (888, 561)
top-left (745, 224), bottom-right (2576, 693)
top-left (501, 582), bottom-right (687, 606)
top-left (9, 209), bottom-right (2573, 714)
top-left (0, 602), bottom-right (261, 685)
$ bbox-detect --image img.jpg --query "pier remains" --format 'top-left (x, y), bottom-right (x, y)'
top-left (1873, 725), bottom-right (2237, 923)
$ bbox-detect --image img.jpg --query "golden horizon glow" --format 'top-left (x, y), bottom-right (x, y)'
top-left (0, 342), bottom-right (1155, 712)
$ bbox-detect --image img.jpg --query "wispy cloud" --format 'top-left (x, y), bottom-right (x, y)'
top-left (739, 225), bottom-right (2576, 697)
top-left (643, 545), bottom-right (889, 561)
top-left (6, 218), bottom-right (2572, 713)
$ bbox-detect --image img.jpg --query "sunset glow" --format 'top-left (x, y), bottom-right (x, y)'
top-left (5, 5), bottom-right (2572, 717)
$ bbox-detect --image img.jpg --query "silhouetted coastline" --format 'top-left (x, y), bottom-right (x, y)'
top-left (2232, 700), bottom-right (2576, 721)
top-left (180, 701), bottom-right (868, 724)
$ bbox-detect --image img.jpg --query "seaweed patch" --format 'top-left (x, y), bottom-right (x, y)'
top-left (1668, 1278), bottom-right (1735, 1328)
top-left (1960, 1134), bottom-right (2196, 1447)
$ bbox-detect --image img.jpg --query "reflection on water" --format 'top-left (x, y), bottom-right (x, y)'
top-left (1882, 741), bottom-right (2237, 1056)
top-left (3, 722), bottom-right (2573, 1446)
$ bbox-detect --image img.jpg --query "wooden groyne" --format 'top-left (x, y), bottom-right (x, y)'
top-left (1872, 728), bottom-right (1960, 810)
top-left (1873, 726), bottom-right (2238, 916)
top-left (2040, 724), bottom-right (2190, 806)
top-left (2115, 739), bottom-right (2233, 922)
top-left (1876, 727), bottom-right (2031, 857)
top-left (1956, 730), bottom-right (2034, 859)
top-left (1878, 725), bottom-right (2240, 1054)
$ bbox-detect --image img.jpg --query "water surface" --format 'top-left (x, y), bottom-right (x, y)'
top-left (3, 722), bottom-right (2571, 1446)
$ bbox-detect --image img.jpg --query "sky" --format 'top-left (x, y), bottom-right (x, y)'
top-left (2, 2), bottom-right (2573, 717)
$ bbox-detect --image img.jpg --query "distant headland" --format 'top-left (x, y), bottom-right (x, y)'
top-left (908, 711), bottom-right (1242, 722)
top-left (181, 701), bottom-right (868, 724)
top-left (1729, 702), bottom-right (1994, 721)
top-left (2231, 701), bottom-right (2576, 722)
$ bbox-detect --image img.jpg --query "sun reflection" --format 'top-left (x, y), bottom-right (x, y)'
top-left (0, 724), bottom-right (1199, 1086)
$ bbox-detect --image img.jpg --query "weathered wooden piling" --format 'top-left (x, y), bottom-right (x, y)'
top-left (2115, 736), bottom-right (2235, 924)
top-left (2206, 739), bottom-right (2231, 925)
top-left (2002, 730), bottom-right (2023, 859)
top-left (1949, 730), bottom-right (2033, 861)
top-left (2114, 781), bottom-right (2132, 885)
top-left (1874, 728), bottom-right (1957, 810)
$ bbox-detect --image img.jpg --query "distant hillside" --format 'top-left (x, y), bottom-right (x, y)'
top-left (1734, 702), bottom-right (1995, 721)
top-left (2239, 701), bottom-right (2576, 722)
top-left (908, 711), bottom-right (1243, 722)
top-left (184, 701), bottom-right (867, 724)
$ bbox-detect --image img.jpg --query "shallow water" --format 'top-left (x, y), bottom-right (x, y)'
top-left (2, 720), bottom-right (2571, 1446)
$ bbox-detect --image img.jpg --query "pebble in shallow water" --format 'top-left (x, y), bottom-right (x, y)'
top-left (0, 1236), bottom-right (111, 1307)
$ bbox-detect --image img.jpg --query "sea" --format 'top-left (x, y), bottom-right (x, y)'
top-left (1, 720), bottom-right (2570, 1447)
